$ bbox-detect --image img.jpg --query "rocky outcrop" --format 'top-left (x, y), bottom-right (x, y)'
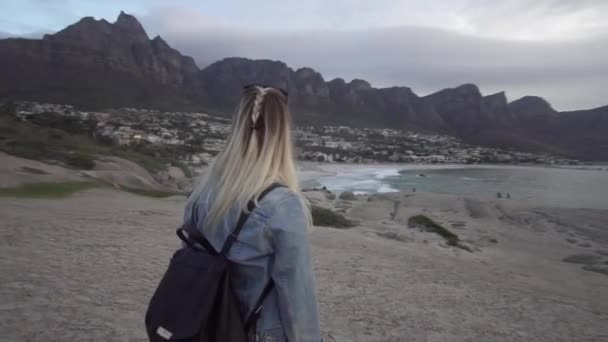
top-left (39, 11), bottom-right (199, 87)
top-left (0, 11), bottom-right (201, 109)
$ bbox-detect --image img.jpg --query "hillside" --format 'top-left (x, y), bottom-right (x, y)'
top-left (0, 12), bottom-right (607, 160)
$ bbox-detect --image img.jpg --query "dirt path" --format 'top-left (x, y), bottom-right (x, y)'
top-left (1, 189), bottom-right (607, 341)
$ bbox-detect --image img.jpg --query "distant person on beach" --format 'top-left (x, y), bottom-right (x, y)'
top-left (178, 85), bottom-right (321, 341)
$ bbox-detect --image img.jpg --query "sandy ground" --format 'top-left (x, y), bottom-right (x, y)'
top-left (1, 185), bottom-right (608, 341)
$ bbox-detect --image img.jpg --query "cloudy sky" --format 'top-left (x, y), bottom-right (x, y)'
top-left (1, 0), bottom-right (607, 110)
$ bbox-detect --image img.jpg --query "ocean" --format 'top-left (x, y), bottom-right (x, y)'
top-left (314, 164), bottom-right (608, 210)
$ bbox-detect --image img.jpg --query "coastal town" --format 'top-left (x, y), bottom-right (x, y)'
top-left (10, 101), bottom-right (579, 170)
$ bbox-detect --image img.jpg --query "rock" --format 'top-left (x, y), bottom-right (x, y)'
top-left (338, 191), bottom-right (356, 201)
top-left (325, 192), bottom-right (336, 200)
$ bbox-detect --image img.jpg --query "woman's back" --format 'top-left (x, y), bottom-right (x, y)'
top-left (184, 184), bottom-right (321, 341)
top-left (181, 84), bottom-right (321, 341)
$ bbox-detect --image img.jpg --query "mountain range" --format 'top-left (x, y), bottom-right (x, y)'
top-left (0, 12), bottom-right (606, 160)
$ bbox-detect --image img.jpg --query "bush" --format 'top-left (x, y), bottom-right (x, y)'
top-left (0, 181), bottom-right (99, 198)
top-left (582, 265), bottom-right (608, 276)
top-left (311, 205), bottom-right (355, 228)
top-left (408, 214), bottom-right (461, 247)
top-left (0, 116), bottom-right (171, 175)
top-left (20, 166), bottom-right (50, 175)
top-left (122, 187), bottom-right (179, 198)
top-left (562, 254), bottom-right (601, 265)
top-left (65, 153), bottom-right (96, 170)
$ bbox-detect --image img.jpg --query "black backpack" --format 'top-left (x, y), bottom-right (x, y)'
top-left (145, 183), bottom-right (283, 342)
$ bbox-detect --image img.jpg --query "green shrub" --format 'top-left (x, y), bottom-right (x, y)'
top-left (0, 116), bottom-right (168, 175)
top-left (64, 153), bottom-right (96, 170)
top-left (19, 166), bottom-right (50, 175)
top-left (121, 186), bottom-right (180, 198)
top-left (408, 214), bottom-right (471, 252)
top-left (562, 254), bottom-right (601, 265)
top-left (582, 265), bottom-right (608, 276)
top-left (0, 181), bottom-right (99, 198)
top-left (311, 205), bottom-right (355, 228)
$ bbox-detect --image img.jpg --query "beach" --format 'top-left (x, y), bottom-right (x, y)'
top-left (1, 176), bottom-right (608, 341)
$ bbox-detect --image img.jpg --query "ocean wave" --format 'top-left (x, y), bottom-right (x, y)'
top-left (374, 168), bottom-right (401, 178)
top-left (378, 184), bottom-right (399, 193)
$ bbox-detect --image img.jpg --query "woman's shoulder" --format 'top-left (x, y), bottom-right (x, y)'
top-left (260, 186), bottom-right (302, 207)
top-left (254, 186), bottom-right (304, 218)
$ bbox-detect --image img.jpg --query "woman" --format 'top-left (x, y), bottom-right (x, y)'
top-left (183, 85), bottom-right (322, 341)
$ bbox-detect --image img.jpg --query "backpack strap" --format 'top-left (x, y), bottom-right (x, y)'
top-left (219, 182), bottom-right (284, 256)
top-left (176, 227), bottom-right (219, 255)
top-left (244, 279), bottom-right (275, 331)
top-left (176, 183), bottom-right (284, 256)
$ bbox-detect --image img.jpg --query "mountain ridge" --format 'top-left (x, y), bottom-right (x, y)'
top-left (0, 12), bottom-right (607, 160)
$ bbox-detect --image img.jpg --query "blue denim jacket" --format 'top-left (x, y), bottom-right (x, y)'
top-left (183, 186), bottom-right (322, 342)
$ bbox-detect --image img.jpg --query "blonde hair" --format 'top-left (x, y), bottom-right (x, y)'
top-left (191, 85), bottom-right (311, 231)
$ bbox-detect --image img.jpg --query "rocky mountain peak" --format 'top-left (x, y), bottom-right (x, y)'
top-left (151, 35), bottom-right (171, 50)
top-left (509, 96), bottom-right (556, 116)
top-left (455, 83), bottom-right (481, 96)
top-left (483, 91), bottom-right (508, 109)
top-left (349, 79), bottom-right (372, 90)
top-left (425, 83), bottom-right (482, 105)
top-left (114, 11), bottom-right (149, 42)
top-left (49, 16), bottom-right (113, 41)
top-left (295, 67), bottom-right (316, 77)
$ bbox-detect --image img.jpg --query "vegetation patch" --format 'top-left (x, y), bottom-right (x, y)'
top-left (582, 265), bottom-right (608, 277)
top-left (596, 250), bottom-right (608, 257)
top-left (64, 152), bottom-right (96, 170)
top-left (409, 215), bottom-right (459, 243)
top-left (311, 205), bottom-right (355, 228)
top-left (121, 186), bottom-right (180, 198)
top-left (408, 214), bottom-right (472, 252)
top-left (0, 115), bottom-right (182, 174)
top-left (19, 166), bottom-right (50, 175)
top-left (562, 254), bottom-right (601, 265)
top-left (0, 181), bottom-right (100, 198)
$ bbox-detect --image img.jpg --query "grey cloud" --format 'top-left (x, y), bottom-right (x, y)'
top-left (142, 11), bottom-right (608, 110)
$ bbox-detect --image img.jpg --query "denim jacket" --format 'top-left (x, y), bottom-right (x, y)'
top-left (183, 186), bottom-right (322, 342)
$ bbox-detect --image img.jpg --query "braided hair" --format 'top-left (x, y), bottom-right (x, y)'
top-left (251, 86), bottom-right (270, 128)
